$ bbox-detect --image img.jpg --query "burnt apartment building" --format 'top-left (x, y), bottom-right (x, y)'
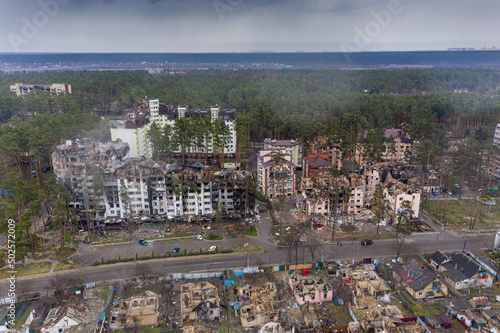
top-left (51, 137), bottom-right (130, 220)
top-left (52, 138), bottom-right (255, 223)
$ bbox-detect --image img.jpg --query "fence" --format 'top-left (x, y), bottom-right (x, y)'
top-left (417, 316), bottom-right (432, 333)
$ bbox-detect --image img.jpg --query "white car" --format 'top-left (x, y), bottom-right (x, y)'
top-left (196, 235), bottom-right (203, 240)
top-left (208, 246), bottom-right (217, 252)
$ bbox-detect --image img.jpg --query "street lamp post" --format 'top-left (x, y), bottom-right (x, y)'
top-left (351, 235), bottom-right (355, 265)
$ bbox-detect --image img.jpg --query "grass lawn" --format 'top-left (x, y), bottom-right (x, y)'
top-left (351, 233), bottom-right (397, 241)
top-left (33, 253), bottom-right (51, 260)
top-left (205, 232), bottom-right (224, 241)
top-left (91, 239), bottom-right (132, 246)
top-left (0, 262), bottom-right (52, 279)
top-left (234, 244), bottom-right (262, 252)
top-left (245, 225), bottom-right (258, 237)
top-left (54, 261), bottom-right (85, 271)
top-left (410, 303), bottom-right (440, 316)
top-left (100, 288), bottom-right (110, 300)
top-left (164, 233), bottom-right (194, 239)
top-left (425, 200), bottom-right (500, 229)
top-left (56, 247), bottom-right (77, 259)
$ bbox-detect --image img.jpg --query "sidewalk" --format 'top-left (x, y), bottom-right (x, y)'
top-left (0, 257), bottom-right (60, 275)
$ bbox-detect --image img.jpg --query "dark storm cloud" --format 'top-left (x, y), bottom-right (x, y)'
top-left (0, 0), bottom-right (499, 52)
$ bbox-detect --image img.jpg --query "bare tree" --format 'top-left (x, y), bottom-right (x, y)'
top-left (135, 263), bottom-right (152, 281)
top-left (307, 236), bottom-right (321, 263)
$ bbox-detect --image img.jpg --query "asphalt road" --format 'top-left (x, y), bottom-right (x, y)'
top-left (0, 232), bottom-right (492, 296)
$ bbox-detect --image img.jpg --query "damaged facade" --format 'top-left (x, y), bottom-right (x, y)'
top-left (289, 275), bottom-right (333, 306)
top-left (109, 290), bottom-right (159, 330)
top-left (52, 138), bottom-right (255, 222)
top-left (257, 148), bottom-right (296, 199)
top-left (235, 282), bottom-right (279, 331)
top-left (180, 282), bottom-right (221, 323)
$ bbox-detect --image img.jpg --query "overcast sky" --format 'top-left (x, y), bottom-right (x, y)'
top-left (1, 0), bottom-right (499, 53)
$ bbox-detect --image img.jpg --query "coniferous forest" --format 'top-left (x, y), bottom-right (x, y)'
top-left (1, 68), bottom-right (500, 257)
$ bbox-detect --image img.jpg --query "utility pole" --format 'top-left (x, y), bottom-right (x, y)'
top-left (463, 239), bottom-right (467, 252)
top-left (246, 243), bottom-right (249, 268)
top-left (351, 235), bottom-right (355, 265)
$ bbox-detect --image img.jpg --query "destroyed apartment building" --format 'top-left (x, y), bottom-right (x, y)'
top-left (109, 290), bottom-right (159, 330)
top-left (234, 282), bottom-right (279, 331)
top-left (52, 137), bottom-right (255, 224)
top-left (180, 282), bottom-right (221, 323)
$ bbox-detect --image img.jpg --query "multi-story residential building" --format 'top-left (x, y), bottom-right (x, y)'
top-left (257, 148), bottom-right (296, 199)
top-left (362, 165), bottom-right (386, 204)
top-left (494, 124), bottom-right (500, 145)
top-left (303, 153), bottom-right (332, 179)
top-left (148, 98), bottom-right (237, 165)
top-left (110, 113), bottom-right (152, 158)
top-left (51, 137), bottom-right (130, 222)
top-left (347, 175), bottom-right (366, 215)
top-left (384, 181), bottom-right (421, 221)
top-left (52, 138), bottom-right (254, 223)
top-left (356, 129), bottom-right (413, 165)
top-left (264, 139), bottom-right (303, 167)
top-left (296, 191), bottom-right (330, 215)
top-left (10, 82), bottom-right (71, 96)
top-left (311, 136), bottom-right (342, 170)
top-left (382, 129), bottom-right (413, 165)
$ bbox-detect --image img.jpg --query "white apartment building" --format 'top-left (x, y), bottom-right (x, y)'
top-left (10, 82), bottom-right (72, 96)
top-left (264, 139), bottom-right (303, 167)
top-left (148, 98), bottom-right (237, 158)
top-left (384, 184), bottom-right (421, 221)
top-left (110, 117), bottom-right (152, 158)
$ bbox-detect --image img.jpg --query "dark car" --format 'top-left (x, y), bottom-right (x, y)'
top-left (361, 239), bottom-right (374, 246)
top-left (171, 247), bottom-right (180, 254)
top-left (139, 239), bottom-right (148, 246)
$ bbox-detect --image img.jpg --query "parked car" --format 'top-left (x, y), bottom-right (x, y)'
top-left (452, 191), bottom-right (458, 195)
top-left (361, 239), bottom-right (374, 246)
top-left (139, 239), bottom-right (148, 246)
top-left (171, 247), bottom-right (180, 254)
top-left (314, 223), bottom-right (324, 229)
top-left (208, 246), bottom-right (217, 252)
top-left (301, 269), bottom-right (311, 275)
top-left (196, 235), bottom-right (203, 240)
